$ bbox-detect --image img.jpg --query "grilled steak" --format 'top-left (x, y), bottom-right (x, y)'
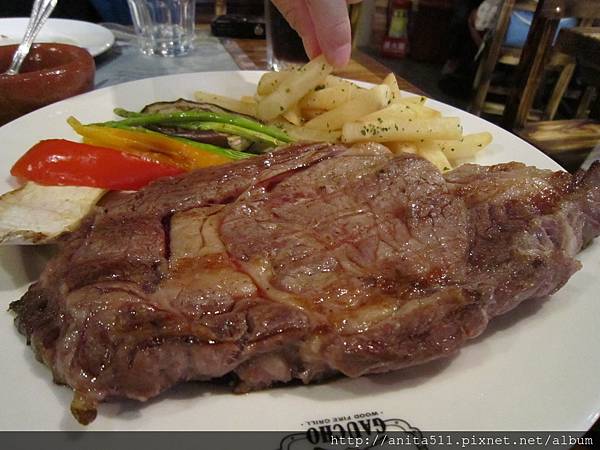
top-left (10, 143), bottom-right (600, 424)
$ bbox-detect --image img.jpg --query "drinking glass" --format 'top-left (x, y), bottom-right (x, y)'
top-left (264, 1), bottom-right (308, 70)
top-left (127, 0), bottom-right (196, 56)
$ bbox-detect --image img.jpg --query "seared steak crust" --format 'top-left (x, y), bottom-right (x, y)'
top-left (10, 143), bottom-right (600, 424)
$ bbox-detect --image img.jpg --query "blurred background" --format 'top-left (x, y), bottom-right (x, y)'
top-left (0, 1), bottom-right (476, 109)
top-left (2, 0), bottom-right (599, 173)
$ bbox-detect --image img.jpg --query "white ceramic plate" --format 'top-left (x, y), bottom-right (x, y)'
top-left (0, 18), bottom-right (114, 57)
top-left (0, 72), bottom-right (599, 432)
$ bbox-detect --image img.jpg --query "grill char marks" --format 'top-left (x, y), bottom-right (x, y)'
top-left (10, 142), bottom-right (600, 424)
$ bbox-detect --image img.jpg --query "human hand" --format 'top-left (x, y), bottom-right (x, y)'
top-left (271, 0), bottom-right (362, 68)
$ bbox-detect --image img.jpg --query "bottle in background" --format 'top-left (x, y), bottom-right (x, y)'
top-left (381, 0), bottom-right (411, 58)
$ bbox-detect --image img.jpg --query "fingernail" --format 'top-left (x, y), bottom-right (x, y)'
top-left (327, 43), bottom-right (351, 68)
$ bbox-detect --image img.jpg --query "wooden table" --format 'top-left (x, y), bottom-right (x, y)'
top-left (220, 37), bottom-right (424, 94)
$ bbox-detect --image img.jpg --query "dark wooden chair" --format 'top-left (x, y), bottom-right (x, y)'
top-left (470, 0), bottom-right (597, 121)
top-left (471, 0), bottom-right (540, 118)
top-left (502, 0), bottom-right (600, 171)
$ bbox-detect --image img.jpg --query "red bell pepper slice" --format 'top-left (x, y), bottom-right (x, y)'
top-left (11, 139), bottom-right (185, 191)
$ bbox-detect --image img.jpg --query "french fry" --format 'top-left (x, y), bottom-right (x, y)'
top-left (417, 142), bottom-right (453, 172)
top-left (271, 119), bottom-right (341, 142)
top-left (299, 85), bottom-right (353, 111)
top-left (193, 67), bottom-right (492, 164)
top-left (342, 117), bottom-right (463, 143)
top-left (302, 108), bottom-right (327, 121)
top-left (240, 96), bottom-right (257, 104)
top-left (402, 103), bottom-right (442, 118)
top-left (383, 73), bottom-right (403, 103)
top-left (282, 103), bottom-right (303, 126)
top-left (371, 94), bottom-right (438, 117)
top-left (304, 84), bottom-right (391, 131)
top-left (257, 55), bottom-right (333, 121)
top-left (434, 132), bottom-right (493, 159)
top-left (359, 103), bottom-right (419, 122)
top-left (257, 71), bottom-right (292, 96)
top-left (385, 141), bottom-right (418, 154)
top-left (396, 95), bottom-right (427, 105)
top-left (194, 90), bottom-right (257, 116)
top-left (324, 75), bottom-right (366, 96)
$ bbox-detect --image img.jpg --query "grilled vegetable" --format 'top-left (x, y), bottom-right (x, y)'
top-left (141, 99), bottom-right (256, 120)
top-left (0, 182), bottom-right (105, 245)
top-left (11, 139), bottom-right (185, 191)
top-left (146, 125), bottom-right (239, 149)
top-left (68, 117), bottom-right (250, 171)
top-left (173, 121), bottom-right (286, 147)
top-left (109, 108), bottom-right (292, 144)
top-left (89, 100), bottom-right (295, 153)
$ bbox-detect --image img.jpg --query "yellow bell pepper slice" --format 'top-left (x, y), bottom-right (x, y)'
top-left (68, 117), bottom-right (238, 171)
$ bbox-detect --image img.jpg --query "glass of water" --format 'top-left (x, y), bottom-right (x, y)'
top-left (127, 0), bottom-right (196, 56)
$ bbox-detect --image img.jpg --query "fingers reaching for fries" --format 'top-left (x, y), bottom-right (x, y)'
top-left (257, 55), bottom-right (333, 121)
top-left (271, 0), bottom-right (356, 67)
top-left (193, 59), bottom-right (493, 171)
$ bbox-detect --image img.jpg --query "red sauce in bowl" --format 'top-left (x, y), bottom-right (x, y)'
top-left (0, 43), bottom-right (95, 126)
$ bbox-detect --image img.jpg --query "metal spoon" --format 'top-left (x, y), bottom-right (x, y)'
top-left (3, 0), bottom-right (59, 76)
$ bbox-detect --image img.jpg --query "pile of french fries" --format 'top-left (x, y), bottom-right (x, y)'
top-left (194, 55), bottom-right (492, 171)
